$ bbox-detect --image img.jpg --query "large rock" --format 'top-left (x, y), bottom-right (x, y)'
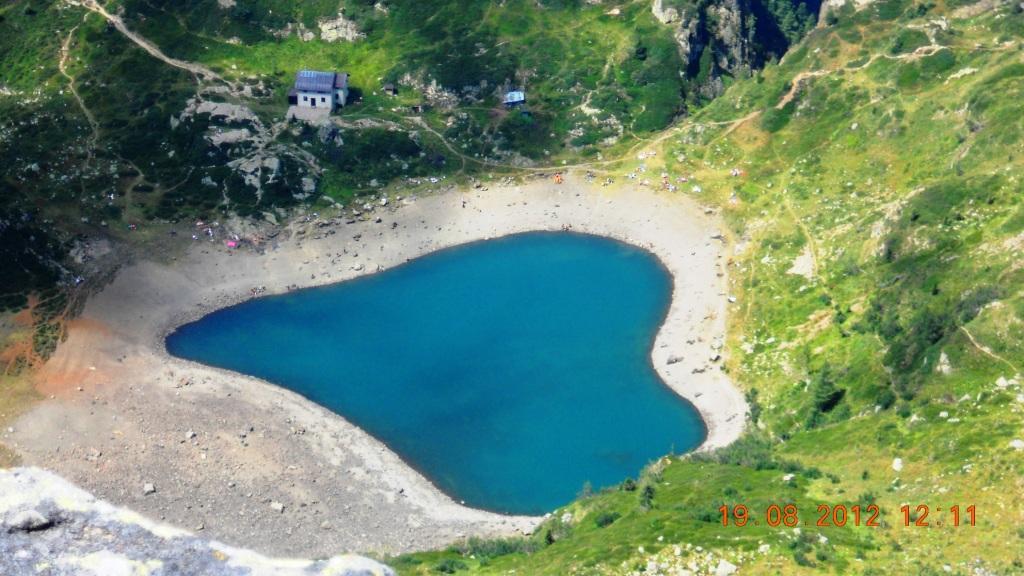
top-left (6, 509), bottom-right (53, 533)
top-left (715, 559), bottom-right (738, 576)
top-left (652, 0), bottom-right (680, 23)
top-left (0, 468), bottom-right (396, 576)
top-left (319, 14), bottom-right (364, 42)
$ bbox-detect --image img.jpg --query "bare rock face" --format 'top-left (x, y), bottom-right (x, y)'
top-left (652, 0), bottom-right (680, 23)
top-left (819, 0), bottom-right (877, 22)
top-left (0, 468), bottom-right (396, 576)
top-left (651, 0), bottom-right (829, 100)
top-left (651, 0), bottom-right (748, 99)
top-left (319, 14), bottom-right (365, 42)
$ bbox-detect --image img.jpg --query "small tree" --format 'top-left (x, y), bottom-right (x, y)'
top-left (639, 484), bottom-right (656, 510)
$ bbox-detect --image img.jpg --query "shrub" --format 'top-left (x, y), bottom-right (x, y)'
top-left (639, 484), bottom-right (656, 509)
top-left (451, 536), bottom-right (539, 560)
top-left (497, 111), bottom-right (552, 159)
top-left (594, 511), bottom-right (621, 528)
top-left (920, 49), bottom-right (956, 77)
top-left (889, 29), bottom-right (929, 55)
top-left (956, 286), bottom-right (1003, 324)
top-left (857, 491), bottom-right (879, 506)
top-left (805, 365), bottom-right (847, 429)
top-left (877, 388), bottom-right (897, 410)
top-left (873, 0), bottom-right (909, 20)
top-left (433, 558), bottom-right (467, 573)
top-left (761, 100), bottom-right (795, 133)
top-left (746, 388), bottom-right (763, 423)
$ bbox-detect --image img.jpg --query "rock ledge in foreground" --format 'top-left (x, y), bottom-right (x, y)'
top-left (0, 467), bottom-right (395, 576)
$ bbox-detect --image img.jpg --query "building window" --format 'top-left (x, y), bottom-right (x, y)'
top-left (321, 97), bottom-right (326, 103)
top-left (303, 95), bottom-right (308, 101)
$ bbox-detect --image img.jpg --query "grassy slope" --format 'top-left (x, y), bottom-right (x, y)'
top-left (117, 0), bottom-right (691, 159)
top-left (393, 1), bottom-right (1024, 574)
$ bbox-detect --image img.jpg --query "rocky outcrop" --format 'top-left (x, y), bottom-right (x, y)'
top-left (819, 0), bottom-right (877, 22)
top-left (174, 94), bottom-right (321, 204)
top-left (651, 0), bottom-right (816, 100)
top-left (651, 0), bottom-right (749, 99)
top-left (319, 14), bottom-right (365, 43)
top-left (652, 0), bottom-right (681, 23)
top-left (0, 468), bottom-right (395, 576)
top-left (180, 99), bottom-right (260, 125)
top-left (398, 73), bottom-right (461, 108)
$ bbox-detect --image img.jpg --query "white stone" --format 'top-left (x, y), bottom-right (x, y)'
top-left (7, 509), bottom-right (50, 532)
top-left (715, 559), bottom-right (738, 576)
top-left (892, 458), bottom-right (903, 472)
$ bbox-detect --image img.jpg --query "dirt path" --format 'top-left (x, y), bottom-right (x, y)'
top-left (776, 70), bottom-right (831, 110)
top-left (960, 325), bottom-right (1020, 374)
top-left (407, 116), bottom-right (469, 171)
top-left (709, 37), bottom-right (957, 139)
top-left (59, 19), bottom-right (156, 206)
top-left (58, 25), bottom-right (100, 170)
top-left (69, 0), bottom-right (227, 86)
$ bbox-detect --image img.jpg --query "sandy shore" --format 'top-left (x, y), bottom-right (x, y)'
top-left (4, 174), bottom-right (746, 557)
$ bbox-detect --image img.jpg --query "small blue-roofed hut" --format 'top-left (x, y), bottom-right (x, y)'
top-left (288, 70), bottom-right (349, 109)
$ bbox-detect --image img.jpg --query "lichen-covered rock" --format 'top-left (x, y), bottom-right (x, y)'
top-left (0, 468), bottom-right (396, 576)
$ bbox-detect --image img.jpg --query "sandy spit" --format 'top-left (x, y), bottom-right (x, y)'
top-left (6, 175), bottom-right (746, 558)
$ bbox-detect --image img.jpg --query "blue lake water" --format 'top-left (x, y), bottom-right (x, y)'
top-left (166, 232), bottom-right (706, 515)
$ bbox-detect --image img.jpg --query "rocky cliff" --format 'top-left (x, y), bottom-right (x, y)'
top-left (0, 468), bottom-right (395, 576)
top-left (652, 0), bottom-right (820, 100)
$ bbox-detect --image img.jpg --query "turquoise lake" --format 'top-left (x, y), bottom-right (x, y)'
top-left (166, 232), bottom-right (706, 514)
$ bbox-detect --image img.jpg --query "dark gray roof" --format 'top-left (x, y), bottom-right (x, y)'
top-left (295, 70), bottom-right (337, 93)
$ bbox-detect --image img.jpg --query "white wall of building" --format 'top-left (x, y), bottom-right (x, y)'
top-left (297, 91), bottom-right (335, 109)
